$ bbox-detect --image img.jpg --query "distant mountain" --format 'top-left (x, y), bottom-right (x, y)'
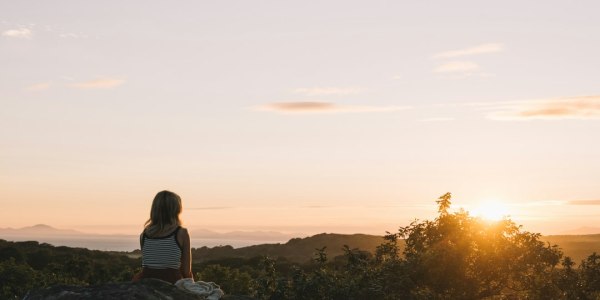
top-left (1, 225), bottom-right (296, 241)
top-left (0, 224), bottom-right (84, 236)
top-left (0, 225), bottom-right (298, 251)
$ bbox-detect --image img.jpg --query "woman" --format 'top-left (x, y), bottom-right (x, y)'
top-left (133, 190), bottom-right (193, 283)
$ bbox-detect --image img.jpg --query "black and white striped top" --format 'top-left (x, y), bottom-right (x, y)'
top-left (141, 226), bottom-right (182, 269)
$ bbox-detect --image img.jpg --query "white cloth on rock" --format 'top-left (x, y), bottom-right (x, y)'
top-left (175, 278), bottom-right (224, 300)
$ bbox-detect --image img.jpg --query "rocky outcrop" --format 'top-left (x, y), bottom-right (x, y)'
top-left (24, 278), bottom-right (255, 300)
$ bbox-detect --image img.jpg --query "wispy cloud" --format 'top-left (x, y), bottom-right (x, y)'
top-left (433, 61), bottom-right (480, 73)
top-left (432, 43), bottom-right (504, 59)
top-left (567, 200), bottom-right (600, 205)
top-left (59, 33), bottom-right (87, 39)
top-left (38, 23), bottom-right (90, 39)
top-left (69, 77), bottom-right (125, 89)
top-left (2, 28), bottom-right (32, 39)
top-left (488, 96), bottom-right (600, 120)
top-left (27, 82), bottom-right (51, 91)
top-left (293, 87), bottom-right (362, 96)
top-left (257, 101), bottom-right (409, 114)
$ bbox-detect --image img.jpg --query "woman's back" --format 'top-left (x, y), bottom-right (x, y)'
top-left (141, 226), bottom-right (182, 269)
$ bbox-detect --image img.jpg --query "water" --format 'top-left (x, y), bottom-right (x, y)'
top-left (1, 235), bottom-right (285, 251)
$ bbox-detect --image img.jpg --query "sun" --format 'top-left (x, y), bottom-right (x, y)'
top-left (472, 199), bottom-right (510, 221)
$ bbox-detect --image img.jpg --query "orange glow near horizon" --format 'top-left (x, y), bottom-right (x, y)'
top-left (471, 200), bottom-right (511, 221)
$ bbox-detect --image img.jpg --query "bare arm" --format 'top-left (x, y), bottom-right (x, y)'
top-left (178, 227), bottom-right (193, 279)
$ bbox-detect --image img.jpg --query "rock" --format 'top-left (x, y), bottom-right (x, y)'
top-left (23, 278), bottom-right (255, 300)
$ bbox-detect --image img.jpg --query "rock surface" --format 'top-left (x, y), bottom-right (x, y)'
top-left (24, 278), bottom-right (255, 300)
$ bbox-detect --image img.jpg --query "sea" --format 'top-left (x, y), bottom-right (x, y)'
top-left (1, 235), bottom-right (286, 252)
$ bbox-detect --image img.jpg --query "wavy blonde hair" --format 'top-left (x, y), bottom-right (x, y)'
top-left (144, 190), bottom-right (182, 236)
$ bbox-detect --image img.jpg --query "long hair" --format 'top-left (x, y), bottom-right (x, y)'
top-left (144, 190), bottom-right (182, 236)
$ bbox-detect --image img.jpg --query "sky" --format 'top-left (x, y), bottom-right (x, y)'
top-left (1, 1), bottom-right (600, 236)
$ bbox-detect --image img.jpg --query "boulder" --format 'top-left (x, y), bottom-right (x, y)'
top-left (24, 278), bottom-right (254, 300)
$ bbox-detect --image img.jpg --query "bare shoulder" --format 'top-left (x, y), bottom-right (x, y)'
top-left (178, 226), bottom-right (190, 238)
top-left (176, 226), bottom-right (190, 247)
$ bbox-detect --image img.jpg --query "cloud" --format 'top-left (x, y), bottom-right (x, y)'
top-left (58, 32), bottom-right (89, 39)
top-left (293, 87), bottom-right (362, 96)
top-left (488, 96), bottom-right (600, 120)
top-left (2, 28), bottom-right (32, 39)
top-left (27, 82), bottom-right (51, 91)
top-left (69, 78), bottom-right (125, 89)
top-left (433, 43), bottom-right (504, 59)
top-left (434, 61), bottom-right (480, 73)
top-left (567, 200), bottom-right (600, 205)
top-left (59, 33), bottom-right (79, 39)
top-left (257, 101), bottom-right (409, 114)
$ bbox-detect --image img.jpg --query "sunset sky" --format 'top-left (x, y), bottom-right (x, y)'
top-left (2, 1), bottom-right (599, 236)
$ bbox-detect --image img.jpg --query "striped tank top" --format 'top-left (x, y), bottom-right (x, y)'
top-left (141, 226), bottom-right (182, 269)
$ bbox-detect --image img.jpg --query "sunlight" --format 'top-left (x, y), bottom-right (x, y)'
top-left (471, 199), bottom-right (510, 221)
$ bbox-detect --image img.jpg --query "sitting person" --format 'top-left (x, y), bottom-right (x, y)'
top-left (133, 190), bottom-right (193, 283)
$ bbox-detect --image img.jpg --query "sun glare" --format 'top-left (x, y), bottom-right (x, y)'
top-left (472, 200), bottom-right (510, 221)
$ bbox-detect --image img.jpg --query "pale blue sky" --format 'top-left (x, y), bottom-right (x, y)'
top-left (1, 1), bottom-right (600, 235)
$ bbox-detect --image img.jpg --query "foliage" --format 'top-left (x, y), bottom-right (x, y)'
top-left (0, 240), bottom-right (139, 299)
top-left (191, 233), bottom-right (384, 264)
top-left (196, 264), bottom-right (253, 295)
top-left (399, 196), bottom-right (564, 299)
top-left (579, 252), bottom-right (600, 298)
top-left (232, 193), bottom-right (600, 299)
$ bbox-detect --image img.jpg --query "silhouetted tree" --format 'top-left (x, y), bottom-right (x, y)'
top-left (400, 193), bottom-right (564, 299)
top-left (436, 192), bottom-right (452, 215)
top-left (579, 252), bottom-right (600, 298)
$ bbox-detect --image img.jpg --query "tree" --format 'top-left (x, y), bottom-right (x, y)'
top-left (555, 256), bottom-right (584, 299)
top-left (399, 193), bottom-right (564, 299)
top-left (436, 192), bottom-right (452, 215)
top-left (579, 252), bottom-right (600, 298)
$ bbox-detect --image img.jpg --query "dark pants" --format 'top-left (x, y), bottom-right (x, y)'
top-left (132, 267), bottom-right (183, 284)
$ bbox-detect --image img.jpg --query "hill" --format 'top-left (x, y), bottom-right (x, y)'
top-left (559, 226), bottom-right (600, 235)
top-left (541, 234), bottom-right (600, 264)
top-left (191, 232), bottom-right (600, 265)
top-left (4, 227), bottom-right (599, 266)
top-left (192, 233), bottom-right (386, 263)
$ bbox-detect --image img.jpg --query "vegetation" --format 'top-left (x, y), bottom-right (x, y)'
top-left (0, 240), bottom-right (139, 299)
top-left (2, 193), bottom-right (600, 299)
top-left (196, 193), bottom-right (600, 299)
top-left (191, 233), bottom-right (385, 264)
